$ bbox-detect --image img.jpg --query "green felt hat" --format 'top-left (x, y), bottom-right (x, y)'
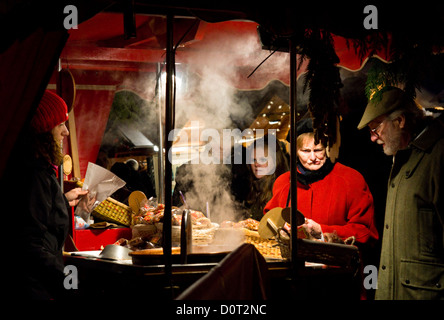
top-left (357, 87), bottom-right (409, 130)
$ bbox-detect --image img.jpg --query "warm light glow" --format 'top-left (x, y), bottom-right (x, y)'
top-left (161, 72), bottom-right (182, 92)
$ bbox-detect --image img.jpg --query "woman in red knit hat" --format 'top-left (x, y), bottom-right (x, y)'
top-left (5, 90), bottom-right (88, 300)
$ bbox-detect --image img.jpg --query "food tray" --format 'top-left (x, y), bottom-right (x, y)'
top-left (92, 197), bottom-right (133, 227)
top-left (156, 223), bottom-right (218, 245)
top-left (243, 229), bottom-right (282, 259)
top-left (192, 225), bottom-right (218, 245)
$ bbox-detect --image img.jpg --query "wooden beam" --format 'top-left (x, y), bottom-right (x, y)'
top-left (67, 109), bottom-right (81, 179)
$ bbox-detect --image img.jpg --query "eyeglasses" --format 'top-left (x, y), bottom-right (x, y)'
top-left (369, 120), bottom-right (384, 138)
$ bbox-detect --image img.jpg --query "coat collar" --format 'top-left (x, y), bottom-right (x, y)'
top-left (409, 114), bottom-right (444, 152)
top-left (392, 114), bottom-right (444, 180)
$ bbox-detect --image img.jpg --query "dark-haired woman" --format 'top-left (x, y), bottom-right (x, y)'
top-left (5, 90), bottom-right (87, 300)
top-left (243, 135), bottom-right (289, 221)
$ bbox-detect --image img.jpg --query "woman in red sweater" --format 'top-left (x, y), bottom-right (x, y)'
top-left (264, 124), bottom-right (378, 245)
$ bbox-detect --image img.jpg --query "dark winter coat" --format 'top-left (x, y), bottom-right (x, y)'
top-left (11, 158), bottom-right (70, 299)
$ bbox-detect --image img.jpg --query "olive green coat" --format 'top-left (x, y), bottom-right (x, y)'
top-left (376, 115), bottom-right (444, 300)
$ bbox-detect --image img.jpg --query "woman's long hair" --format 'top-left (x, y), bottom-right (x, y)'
top-left (246, 135), bottom-right (289, 219)
top-left (33, 131), bottom-right (64, 166)
top-left (11, 127), bottom-right (63, 167)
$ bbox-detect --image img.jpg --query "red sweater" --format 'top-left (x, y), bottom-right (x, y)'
top-left (264, 163), bottom-right (378, 244)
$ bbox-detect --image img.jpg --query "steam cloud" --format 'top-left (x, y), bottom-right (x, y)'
top-left (104, 21), bottom-right (291, 229)
top-left (170, 23), bottom-right (289, 226)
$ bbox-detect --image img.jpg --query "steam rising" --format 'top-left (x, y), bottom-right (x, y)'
top-left (103, 21), bottom-right (291, 231)
top-left (175, 22), bottom-right (290, 130)
top-left (169, 23), bottom-right (291, 227)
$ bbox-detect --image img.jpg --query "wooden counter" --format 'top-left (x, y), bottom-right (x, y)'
top-left (64, 240), bottom-right (362, 300)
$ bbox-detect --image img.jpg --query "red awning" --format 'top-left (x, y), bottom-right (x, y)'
top-left (62, 14), bottom-right (391, 90)
top-left (58, 14), bottom-right (399, 176)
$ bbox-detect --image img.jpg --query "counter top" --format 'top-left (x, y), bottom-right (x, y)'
top-left (63, 240), bottom-right (362, 300)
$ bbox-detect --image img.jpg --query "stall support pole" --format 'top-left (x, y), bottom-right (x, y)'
top-left (289, 38), bottom-right (299, 278)
top-left (56, 60), bottom-right (64, 191)
top-left (156, 62), bottom-right (165, 204)
top-left (163, 13), bottom-right (174, 296)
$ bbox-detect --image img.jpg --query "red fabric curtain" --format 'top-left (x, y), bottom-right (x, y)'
top-left (0, 28), bottom-right (68, 178)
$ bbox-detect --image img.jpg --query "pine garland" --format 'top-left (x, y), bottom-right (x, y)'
top-left (357, 32), bottom-right (440, 103)
top-left (299, 29), bottom-right (342, 148)
top-left (257, 23), bottom-right (442, 146)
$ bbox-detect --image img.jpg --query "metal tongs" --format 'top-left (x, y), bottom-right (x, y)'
top-left (266, 217), bottom-right (290, 243)
top-left (258, 207), bottom-right (305, 239)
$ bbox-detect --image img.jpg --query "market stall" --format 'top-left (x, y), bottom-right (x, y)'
top-left (64, 187), bottom-right (362, 299)
top-left (1, 1), bottom-right (443, 301)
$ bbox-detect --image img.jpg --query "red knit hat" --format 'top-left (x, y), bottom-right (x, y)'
top-left (31, 90), bottom-right (69, 133)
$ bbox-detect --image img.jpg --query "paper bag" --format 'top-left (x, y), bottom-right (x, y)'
top-left (75, 162), bottom-right (126, 222)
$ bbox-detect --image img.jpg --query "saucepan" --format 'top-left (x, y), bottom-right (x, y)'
top-left (99, 244), bottom-right (131, 260)
top-left (71, 244), bottom-right (131, 261)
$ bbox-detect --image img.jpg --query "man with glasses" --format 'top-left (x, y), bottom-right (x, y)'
top-left (357, 86), bottom-right (444, 300)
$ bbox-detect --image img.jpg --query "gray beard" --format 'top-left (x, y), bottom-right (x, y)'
top-left (382, 127), bottom-right (403, 156)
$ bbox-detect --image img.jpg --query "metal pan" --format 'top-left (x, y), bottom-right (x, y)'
top-left (70, 244), bottom-right (132, 261)
top-left (99, 244), bottom-right (132, 261)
